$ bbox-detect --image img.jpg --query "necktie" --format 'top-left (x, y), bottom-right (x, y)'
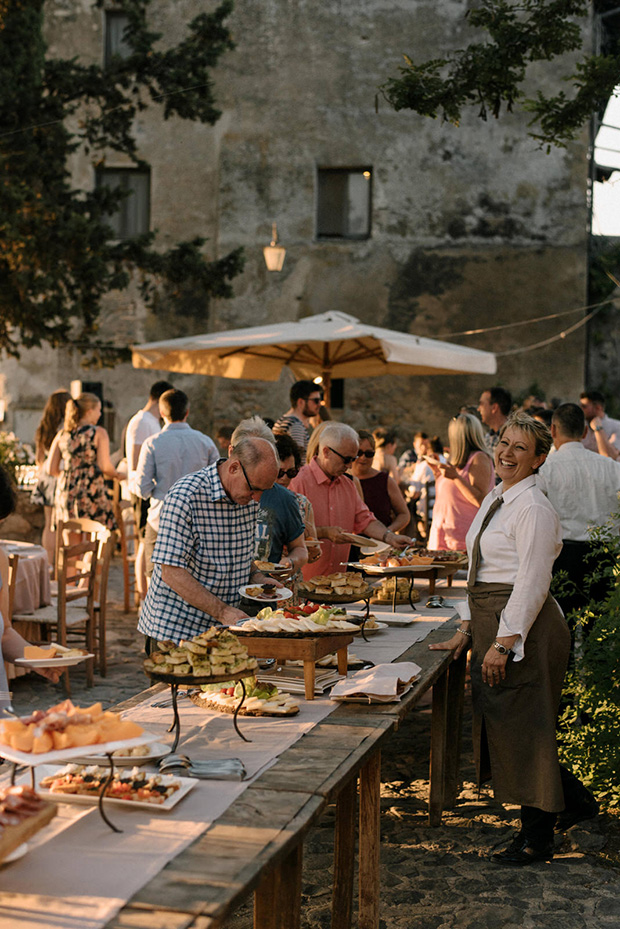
top-left (468, 496), bottom-right (503, 584)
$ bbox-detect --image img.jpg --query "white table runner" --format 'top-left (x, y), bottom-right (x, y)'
top-left (0, 613), bottom-right (451, 929)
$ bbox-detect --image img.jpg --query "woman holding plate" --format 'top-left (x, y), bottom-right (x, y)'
top-left (430, 412), bottom-right (597, 865)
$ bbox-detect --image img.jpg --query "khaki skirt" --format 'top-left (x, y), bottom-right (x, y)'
top-left (468, 581), bottom-right (571, 812)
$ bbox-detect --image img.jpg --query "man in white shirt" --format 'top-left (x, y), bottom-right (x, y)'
top-left (126, 380), bottom-right (173, 497)
top-left (579, 389), bottom-right (620, 459)
top-left (135, 389), bottom-right (219, 577)
top-left (125, 380), bottom-right (172, 598)
top-left (538, 402), bottom-right (620, 627)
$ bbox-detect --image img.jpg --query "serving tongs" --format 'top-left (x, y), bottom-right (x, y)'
top-left (158, 753), bottom-right (246, 781)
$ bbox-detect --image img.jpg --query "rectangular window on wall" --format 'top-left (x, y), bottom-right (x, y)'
top-left (96, 168), bottom-right (151, 239)
top-left (104, 11), bottom-right (131, 67)
top-left (316, 167), bottom-right (372, 239)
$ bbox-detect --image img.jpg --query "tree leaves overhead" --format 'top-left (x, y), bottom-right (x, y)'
top-left (0, 0), bottom-right (244, 362)
top-left (381, 0), bottom-right (620, 149)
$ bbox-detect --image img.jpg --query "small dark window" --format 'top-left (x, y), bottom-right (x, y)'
top-left (104, 11), bottom-right (131, 67)
top-left (317, 167), bottom-right (372, 239)
top-left (96, 168), bottom-right (151, 239)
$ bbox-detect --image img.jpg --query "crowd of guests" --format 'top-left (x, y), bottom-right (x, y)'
top-left (25, 376), bottom-right (619, 866)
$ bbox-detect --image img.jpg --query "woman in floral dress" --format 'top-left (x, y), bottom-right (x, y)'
top-left (49, 393), bottom-right (121, 530)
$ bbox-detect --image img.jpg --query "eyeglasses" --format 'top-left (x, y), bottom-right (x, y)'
top-left (328, 446), bottom-right (358, 465)
top-left (239, 460), bottom-right (261, 494)
top-left (357, 450), bottom-right (374, 459)
top-left (278, 467), bottom-right (299, 480)
top-left (307, 396), bottom-right (322, 404)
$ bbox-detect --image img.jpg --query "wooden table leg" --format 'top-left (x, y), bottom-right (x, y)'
top-left (303, 660), bottom-right (315, 700)
top-left (359, 750), bottom-right (381, 929)
top-left (337, 645), bottom-right (348, 676)
top-left (254, 843), bottom-right (303, 929)
top-left (443, 649), bottom-right (466, 808)
top-left (332, 776), bottom-right (356, 929)
top-left (429, 666), bottom-right (448, 826)
top-left (428, 571), bottom-right (436, 595)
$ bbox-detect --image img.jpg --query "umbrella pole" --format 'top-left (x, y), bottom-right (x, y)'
top-left (321, 370), bottom-right (332, 408)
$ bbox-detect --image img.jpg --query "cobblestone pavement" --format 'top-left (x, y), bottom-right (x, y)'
top-left (8, 556), bottom-right (620, 927)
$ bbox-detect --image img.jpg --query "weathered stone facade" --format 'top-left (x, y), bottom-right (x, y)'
top-left (1, 0), bottom-right (590, 450)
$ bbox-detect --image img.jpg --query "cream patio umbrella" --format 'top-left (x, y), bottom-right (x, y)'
top-left (131, 311), bottom-right (496, 404)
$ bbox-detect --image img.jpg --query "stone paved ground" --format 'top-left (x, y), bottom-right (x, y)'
top-left (8, 556), bottom-right (620, 927)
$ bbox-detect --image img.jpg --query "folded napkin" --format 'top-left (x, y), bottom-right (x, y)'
top-left (330, 662), bottom-right (422, 703)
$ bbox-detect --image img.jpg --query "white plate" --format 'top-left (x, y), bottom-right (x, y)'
top-left (15, 652), bottom-right (95, 669)
top-left (341, 532), bottom-right (379, 547)
top-left (355, 622), bottom-right (388, 636)
top-left (0, 733), bottom-right (160, 767)
top-left (34, 765), bottom-right (196, 813)
top-left (369, 615), bottom-right (416, 627)
top-left (331, 682), bottom-right (415, 704)
top-left (1, 842), bottom-right (28, 865)
top-left (71, 741), bottom-right (171, 766)
top-left (360, 541), bottom-right (390, 555)
top-left (239, 585), bottom-right (293, 602)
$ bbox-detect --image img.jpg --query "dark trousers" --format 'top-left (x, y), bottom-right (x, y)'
top-left (553, 540), bottom-right (614, 630)
top-left (521, 765), bottom-right (594, 846)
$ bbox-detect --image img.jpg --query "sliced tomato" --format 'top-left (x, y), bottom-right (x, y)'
top-left (302, 603), bottom-right (320, 613)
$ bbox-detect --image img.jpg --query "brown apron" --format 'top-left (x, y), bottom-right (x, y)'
top-left (468, 581), bottom-right (571, 812)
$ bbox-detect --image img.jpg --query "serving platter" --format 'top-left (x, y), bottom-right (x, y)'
top-left (231, 625), bottom-right (356, 638)
top-left (300, 585), bottom-right (375, 604)
top-left (72, 741), bottom-right (171, 767)
top-left (239, 584), bottom-right (293, 602)
top-left (34, 765), bottom-right (196, 812)
top-left (0, 733), bottom-right (160, 768)
top-left (349, 562), bottom-right (434, 575)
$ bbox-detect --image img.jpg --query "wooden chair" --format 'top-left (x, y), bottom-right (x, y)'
top-left (13, 540), bottom-right (98, 694)
top-left (56, 519), bottom-right (115, 676)
top-left (112, 485), bottom-right (141, 613)
top-left (2, 553), bottom-right (19, 683)
top-left (6, 554), bottom-right (18, 623)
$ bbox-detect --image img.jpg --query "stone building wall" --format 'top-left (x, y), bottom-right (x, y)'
top-left (1, 0), bottom-right (590, 452)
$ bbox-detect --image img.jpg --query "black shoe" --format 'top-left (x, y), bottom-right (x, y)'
top-left (555, 798), bottom-right (599, 832)
top-left (492, 834), bottom-right (554, 866)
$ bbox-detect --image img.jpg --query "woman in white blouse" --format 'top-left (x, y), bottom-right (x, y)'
top-left (431, 412), bottom-right (597, 865)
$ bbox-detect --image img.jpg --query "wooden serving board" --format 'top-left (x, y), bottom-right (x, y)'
top-left (240, 633), bottom-right (355, 701)
top-left (0, 800), bottom-right (57, 863)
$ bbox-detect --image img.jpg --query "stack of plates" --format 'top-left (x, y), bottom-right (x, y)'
top-left (258, 666), bottom-right (340, 695)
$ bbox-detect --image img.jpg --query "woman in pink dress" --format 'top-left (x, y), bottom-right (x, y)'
top-left (428, 413), bottom-right (494, 551)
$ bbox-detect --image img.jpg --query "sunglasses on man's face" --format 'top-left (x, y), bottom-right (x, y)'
top-left (356, 450), bottom-right (375, 459)
top-left (278, 467), bottom-right (299, 480)
top-left (328, 446), bottom-right (358, 465)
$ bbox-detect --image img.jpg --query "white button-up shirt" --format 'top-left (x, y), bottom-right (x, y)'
top-left (457, 475), bottom-right (562, 660)
top-left (537, 440), bottom-right (620, 540)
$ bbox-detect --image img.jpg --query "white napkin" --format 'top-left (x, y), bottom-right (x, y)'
top-left (330, 661), bottom-right (421, 703)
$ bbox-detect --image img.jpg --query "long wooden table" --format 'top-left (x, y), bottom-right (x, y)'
top-left (105, 616), bottom-right (465, 929)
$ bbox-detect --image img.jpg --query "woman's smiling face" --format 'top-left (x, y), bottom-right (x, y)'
top-left (495, 426), bottom-right (546, 489)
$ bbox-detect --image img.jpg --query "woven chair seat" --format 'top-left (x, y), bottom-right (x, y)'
top-left (14, 601), bottom-right (90, 627)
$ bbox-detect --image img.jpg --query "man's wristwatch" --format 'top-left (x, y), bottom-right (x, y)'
top-left (493, 641), bottom-right (510, 655)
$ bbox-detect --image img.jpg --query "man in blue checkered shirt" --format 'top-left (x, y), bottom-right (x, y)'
top-left (139, 436), bottom-right (279, 645)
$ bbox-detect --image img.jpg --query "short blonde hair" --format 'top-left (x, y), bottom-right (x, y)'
top-left (499, 411), bottom-right (552, 458)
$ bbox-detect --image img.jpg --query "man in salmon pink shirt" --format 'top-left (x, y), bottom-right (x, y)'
top-left (289, 422), bottom-right (411, 580)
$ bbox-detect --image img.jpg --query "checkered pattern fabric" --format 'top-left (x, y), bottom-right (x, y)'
top-left (138, 461), bottom-right (258, 642)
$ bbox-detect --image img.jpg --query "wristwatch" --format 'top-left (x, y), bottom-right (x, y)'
top-left (493, 641), bottom-right (510, 655)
